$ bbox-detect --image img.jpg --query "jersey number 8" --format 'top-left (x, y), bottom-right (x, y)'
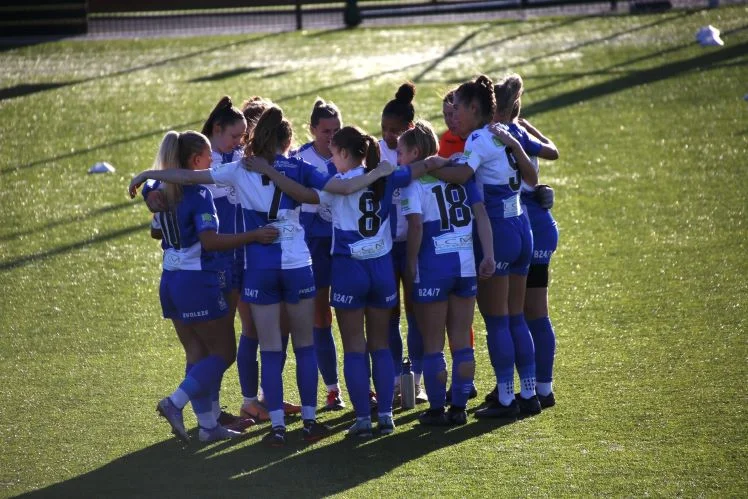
top-left (358, 191), bottom-right (382, 237)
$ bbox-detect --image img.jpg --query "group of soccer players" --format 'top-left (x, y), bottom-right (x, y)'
top-left (128, 72), bottom-right (560, 446)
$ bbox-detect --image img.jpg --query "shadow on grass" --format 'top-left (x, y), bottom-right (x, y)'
top-left (0, 222), bottom-right (150, 272)
top-left (19, 409), bottom-right (515, 497)
top-left (0, 82), bottom-right (80, 101)
top-left (188, 66), bottom-right (265, 83)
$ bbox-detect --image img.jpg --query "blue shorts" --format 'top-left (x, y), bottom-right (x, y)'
top-left (330, 254), bottom-right (398, 309)
top-left (230, 256), bottom-right (244, 290)
top-left (306, 236), bottom-right (332, 289)
top-left (390, 240), bottom-right (407, 277)
top-left (160, 270), bottom-right (229, 323)
top-left (242, 266), bottom-right (316, 305)
top-left (523, 198), bottom-right (558, 266)
top-left (475, 216), bottom-right (533, 276)
top-left (412, 276), bottom-right (478, 303)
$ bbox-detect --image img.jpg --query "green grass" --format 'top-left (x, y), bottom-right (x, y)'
top-left (1, 5), bottom-right (747, 497)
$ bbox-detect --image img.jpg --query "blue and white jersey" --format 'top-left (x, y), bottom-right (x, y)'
top-left (159, 185), bottom-right (221, 272)
top-left (320, 166), bottom-right (411, 260)
top-left (379, 138), bottom-right (408, 242)
top-left (505, 123), bottom-right (543, 195)
top-left (293, 142), bottom-right (337, 238)
top-left (207, 148), bottom-right (245, 265)
top-left (401, 175), bottom-right (480, 279)
top-left (457, 124), bottom-right (523, 219)
top-left (210, 154), bottom-right (331, 270)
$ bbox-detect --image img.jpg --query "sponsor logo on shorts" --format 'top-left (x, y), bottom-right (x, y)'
top-left (298, 286), bottom-right (315, 295)
top-left (332, 293), bottom-right (353, 304)
top-left (418, 288), bottom-right (441, 297)
top-left (218, 294), bottom-right (228, 311)
top-left (496, 262), bottom-right (509, 270)
top-left (182, 310), bottom-right (209, 319)
top-left (534, 250), bottom-right (554, 259)
top-left (245, 288), bottom-right (259, 298)
top-left (385, 292), bottom-right (397, 302)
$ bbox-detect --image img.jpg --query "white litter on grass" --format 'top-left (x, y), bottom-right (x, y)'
top-left (88, 161), bottom-right (115, 174)
top-left (696, 25), bottom-right (724, 47)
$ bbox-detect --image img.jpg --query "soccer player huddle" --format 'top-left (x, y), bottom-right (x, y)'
top-left (128, 72), bottom-right (560, 447)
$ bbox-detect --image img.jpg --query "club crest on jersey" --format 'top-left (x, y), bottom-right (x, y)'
top-left (432, 232), bottom-right (472, 254)
top-left (491, 136), bottom-right (505, 148)
top-left (463, 150), bottom-right (473, 159)
top-left (201, 213), bottom-right (213, 223)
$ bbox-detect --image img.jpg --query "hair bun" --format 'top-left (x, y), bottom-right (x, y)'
top-left (476, 75), bottom-right (493, 89)
top-left (395, 82), bottom-right (416, 104)
top-left (313, 98), bottom-right (326, 109)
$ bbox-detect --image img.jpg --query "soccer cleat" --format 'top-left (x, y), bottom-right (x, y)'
top-left (418, 408), bottom-right (449, 426)
top-left (240, 399), bottom-right (270, 422)
top-left (324, 389), bottom-right (346, 411)
top-left (218, 409), bottom-right (254, 432)
top-left (262, 425), bottom-right (287, 447)
top-left (368, 391), bottom-right (378, 412)
top-left (484, 385), bottom-right (499, 404)
top-left (415, 384), bottom-right (429, 404)
top-left (157, 397), bottom-right (189, 443)
top-left (283, 400), bottom-right (301, 416)
top-left (302, 419), bottom-right (332, 442)
top-left (447, 406), bottom-right (468, 426)
top-left (198, 424), bottom-right (243, 443)
top-left (474, 400), bottom-right (519, 421)
top-left (516, 394), bottom-right (542, 416)
top-left (377, 414), bottom-right (395, 435)
top-left (537, 392), bottom-right (556, 409)
top-left (347, 418), bottom-right (373, 438)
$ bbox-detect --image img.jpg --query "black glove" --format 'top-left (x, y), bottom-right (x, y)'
top-left (534, 184), bottom-right (554, 210)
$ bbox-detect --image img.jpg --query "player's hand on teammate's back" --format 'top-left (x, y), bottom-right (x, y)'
top-left (243, 155), bottom-right (272, 175)
top-left (129, 174), bottom-right (147, 198)
top-left (375, 160), bottom-right (395, 177)
top-left (254, 226), bottom-right (280, 244)
top-left (424, 155), bottom-right (448, 171)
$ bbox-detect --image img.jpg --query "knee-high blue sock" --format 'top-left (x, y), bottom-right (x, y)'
top-left (528, 316), bottom-right (556, 390)
top-left (185, 363), bottom-right (194, 376)
top-left (314, 326), bottom-right (339, 387)
top-left (281, 334), bottom-right (289, 370)
top-left (389, 315), bottom-right (403, 376)
top-left (423, 352), bottom-right (447, 410)
top-left (237, 335), bottom-right (259, 399)
top-left (295, 345), bottom-right (318, 420)
top-left (344, 352), bottom-right (371, 419)
top-left (451, 348), bottom-right (475, 409)
top-left (406, 312), bottom-right (424, 375)
top-left (260, 350), bottom-right (284, 417)
top-left (510, 314), bottom-right (536, 398)
top-left (371, 348), bottom-right (395, 415)
top-left (483, 314), bottom-right (515, 406)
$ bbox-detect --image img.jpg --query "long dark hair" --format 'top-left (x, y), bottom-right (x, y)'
top-left (201, 96), bottom-right (245, 137)
top-left (248, 106), bottom-right (293, 163)
top-left (332, 126), bottom-right (384, 202)
top-left (456, 74), bottom-right (496, 127)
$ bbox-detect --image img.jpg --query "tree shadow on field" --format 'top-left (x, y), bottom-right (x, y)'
top-left (20, 409), bottom-right (515, 497)
top-left (188, 66), bottom-right (265, 83)
top-left (0, 31), bottom-right (285, 104)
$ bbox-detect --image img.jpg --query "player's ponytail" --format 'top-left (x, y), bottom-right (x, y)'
top-left (494, 73), bottom-right (524, 121)
top-left (240, 96), bottom-right (273, 146)
top-left (398, 120), bottom-right (439, 161)
top-left (363, 134), bottom-right (386, 203)
top-left (154, 130), bottom-right (209, 208)
top-left (332, 127), bottom-right (385, 202)
top-left (249, 105), bottom-right (293, 163)
top-left (456, 74), bottom-right (496, 127)
top-left (201, 95), bottom-right (245, 138)
top-left (382, 81), bottom-right (416, 125)
top-left (310, 98), bottom-right (342, 127)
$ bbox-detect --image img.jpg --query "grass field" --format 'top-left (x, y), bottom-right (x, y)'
top-left (1, 4), bottom-right (747, 497)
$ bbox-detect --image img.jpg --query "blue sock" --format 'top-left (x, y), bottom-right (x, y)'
top-left (281, 335), bottom-right (289, 370)
top-left (388, 315), bottom-right (403, 375)
top-left (295, 345), bottom-right (318, 411)
top-left (406, 312), bottom-right (424, 375)
top-left (344, 352), bottom-right (371, 418)
top-left (237, 335), bottom-right (259, 398)
top-left (528, 316), bottom-right (556, 384)
top-left (182, 355), bottom-right (228, 398)
top-left (371, 349), bottom-right (395, 414)
top-left (313, 326), bottom-right (339, 386)
top-left (185, 363), bottom-right (194, 377)
top-left (260, 350), bottom-right (283, 413)
top-left (510, 314), bottom-right (536, 380)
top-left (423, 352), bottom-right (447, 410)
top-left (483, 314), bottom-right (515, 405)
top-left (191, 394), bottom-right (215, 429)
top-left (450, 348), bottom-right (475, 409)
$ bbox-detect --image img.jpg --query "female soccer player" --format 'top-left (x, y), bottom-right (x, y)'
top-left (130, 106), bottom-right (392, 446)
top-left (130, 130), bottom-right (277, 444)
top-left (438, 89), bottom-right (466, 160)
top-left (493, 74), bottom-right (559, 409)
top-left (397, 121), bottom-right (495, 426)
top-left (425, 75), bottom-right (539, 420)
top-left (293, 98), bottom-right (345, 410)
top-left (379, 82), bottom-right (426, 403)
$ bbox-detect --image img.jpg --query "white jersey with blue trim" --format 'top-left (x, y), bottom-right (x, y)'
top-left (401, 175), bottom-right (479, 279)
top-left (379, 138), bottom-right (408, 242)
top-left (293, 142), bottom-right (336, 238)
top-left (457, 124), bottom-right (523, 219)
top-left (210, 154), bottom-right (330, 270)
top-left (159, 185), bottom-right (221, 272)
top-left (320, 165), bottom-right (411, 260)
